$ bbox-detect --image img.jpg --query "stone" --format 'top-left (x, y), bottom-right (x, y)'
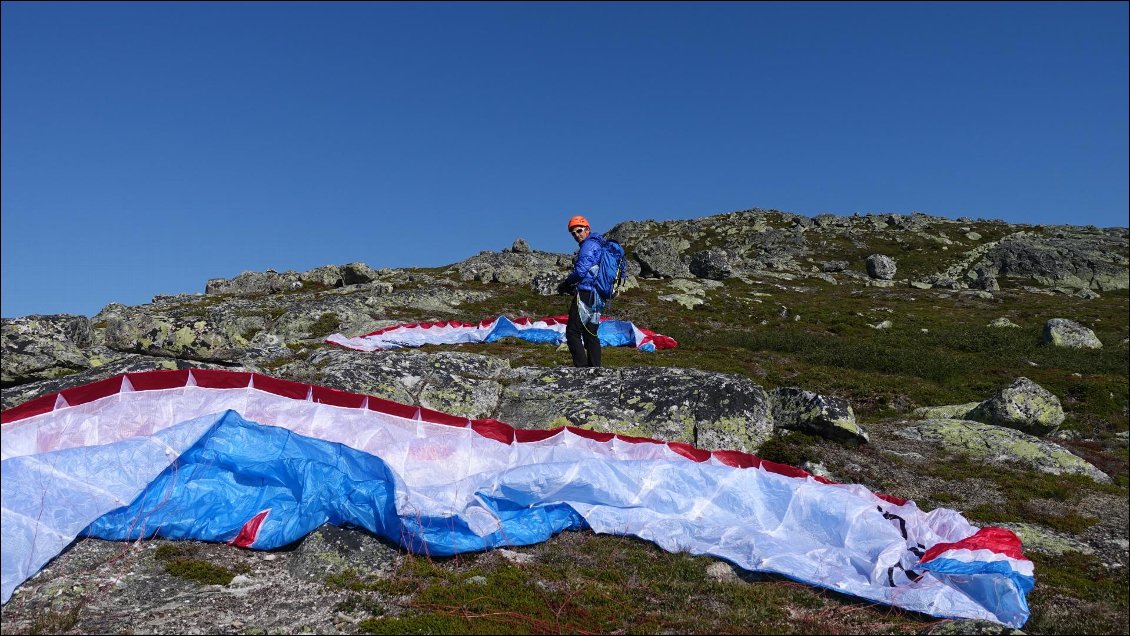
top-left (770, 387), bottom-right (868, 443)
top-left (689, 248), bottom-right (734, 280)
top-left (897, 419), bottom-right (1107, 482)
top-left (866, 254), bottom-right (897, 280)
top-left (968, 377), bottom-right (1065, 435)
top-left (1041, 318), bottom-right (1103, 349)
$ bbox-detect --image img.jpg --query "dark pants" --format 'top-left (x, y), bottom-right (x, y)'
top-left (566, 290), bottom-right (601, 368)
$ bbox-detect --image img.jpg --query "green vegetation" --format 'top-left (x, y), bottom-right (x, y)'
top-left (154, 543), bottom-right (244, 586)
top-left (308, 312), bottom-right (342, 337)
top-left (26, 606), bottom-right (81, 635)
top-left (923, 455), bottom-right (1107, 533)
top-left (451, 268), bottom-right (1128, 440)
top-left (1025, 551), bottom-right (1130, 635)
top-left (328, 532), bottom-right (937, 635)
top-left (752, 430), bottom-right (822, 467)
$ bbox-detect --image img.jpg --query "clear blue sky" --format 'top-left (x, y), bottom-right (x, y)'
top-left (3, 2), bottom-right (1127, 318)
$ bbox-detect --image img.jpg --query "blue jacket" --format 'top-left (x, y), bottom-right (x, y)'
top-left (563, 232), bottom-right (604, 293)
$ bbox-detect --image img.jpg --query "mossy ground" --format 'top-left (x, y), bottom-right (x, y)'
top-left (328, 531), bottom-right (943, 635)
top-left (382, 262), bottom-right (1128, 634)
top-left (154, 542), bottom-right (247, 586)
top-left (449, 268), bottom-right (1127, 437)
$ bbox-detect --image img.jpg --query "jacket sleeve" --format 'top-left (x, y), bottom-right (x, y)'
top-left (564, 238), bottom-right (601, 287)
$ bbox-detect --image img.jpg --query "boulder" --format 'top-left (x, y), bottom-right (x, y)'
top-left (1041, 318), bottom-right (1103, 349)
top-left (770, 387), bottom-right (869, 443)
top-left (632, 237), bottom-right (691, 278)
top-left (688, 248), bottom-right (734, 280)
top-left (495, 366), bottom-right (776, 454)
top-left (205, 269), bottom-right (302, 295)
top-left (967, 377), bottom-right (1065, 435)
top-left (912, 402), bottom-right (981, 420)
top-left (452, 249), bottom-right (571, 286)
top-left (989, 317), bottom-right (1021, 329)
top-left (866, 254), bottom-right (897, 280)
top-left (971, 266), bottom-right (1000, 291)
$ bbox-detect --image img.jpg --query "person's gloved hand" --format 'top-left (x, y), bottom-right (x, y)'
top-left (555, 280), bottom-right (573, 295)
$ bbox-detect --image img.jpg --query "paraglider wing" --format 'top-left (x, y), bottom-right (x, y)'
top-left (325, 315), bottom-right (677, 352)
top-left (1, 370), bottom-right (1030, 627)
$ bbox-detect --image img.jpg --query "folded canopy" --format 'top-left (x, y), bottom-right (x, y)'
top-left (1, 370), bottom-right (1031, 627)
top-left (326, 314), bottom-right (678, 352)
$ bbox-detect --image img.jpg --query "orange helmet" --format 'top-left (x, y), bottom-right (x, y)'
top-left (567, 215), bottom-right (590, 231)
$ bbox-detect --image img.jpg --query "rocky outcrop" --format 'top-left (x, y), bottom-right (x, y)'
top-left (1, 315), bottom-right (96, 385)
top-left (896, 419), bottom-right (1108, 483)
top-left (451, 247), bottom-right (572, 286)
top-left (975, 231), bottom-right (1130, 291)
top-left (204, 263), bottom-right (385, 296)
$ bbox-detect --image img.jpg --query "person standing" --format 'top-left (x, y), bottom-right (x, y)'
top-left (556, 215), bottom-right (603, 367)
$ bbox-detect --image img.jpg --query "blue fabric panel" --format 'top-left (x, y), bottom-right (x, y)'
top-left (511, 328), bottom-right (565, 345)
top-left (483, 316), bottom-right (520, 341)
top-left (82, 411), bottom-right (585, 555)
top-left (920, 557), bottom-right (1033, 627)
top-left (597, 320), bottom-right (636, 347)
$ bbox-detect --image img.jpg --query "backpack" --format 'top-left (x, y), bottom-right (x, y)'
top-left (587, 237), bottom-right (627, 302)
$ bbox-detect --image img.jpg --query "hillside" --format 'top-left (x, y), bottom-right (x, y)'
top-left (2, 207), bottom-right (1128, 635)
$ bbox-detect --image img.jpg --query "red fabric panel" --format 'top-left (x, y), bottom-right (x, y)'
top-left (567, 427), bottom-right (615, 443)
top-left (667, 442), bottom-right (711, 462)
top-left (919, 526), bottom-right (1028, 562)
top-left (366, 396), bottom-right (419, 419)
top-left (711, 450), bottom-right (761, 469)
top-left (311, 385), bottom-right (368, 408)
top-left (228, 509), bottom-right (270, 548)
top-left (417, 407), bottom-right (468, 427)
top-left (192, 369), bottom-right (252, 389)
top-left (126, 369), bottom-right (192, 391)
top-left (60, 375), bottom-right (124, 407)
top-left (471, 419), bottom-right (515, 444)
top-left (514, 427), bottom-right (564, 443)
top-left (252, 374), bottom-right (310, 400)
top-left (1, 393), bottom-right (57, 424)
top-left (876, 493), bottom-right (909, 506)
top-left (643, 333), bottom-right (679, 350)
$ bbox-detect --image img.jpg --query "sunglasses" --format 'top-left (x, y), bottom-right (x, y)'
top-left (570, 227), bottom-right (587, 236)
